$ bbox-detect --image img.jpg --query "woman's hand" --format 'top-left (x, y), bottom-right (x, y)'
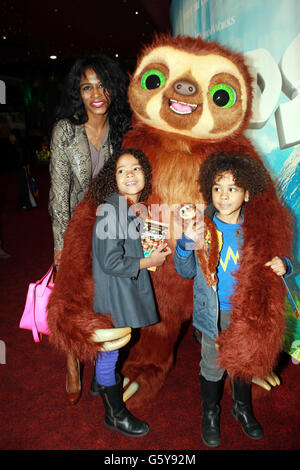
top-left (54, 250), bottom-right (62, 267)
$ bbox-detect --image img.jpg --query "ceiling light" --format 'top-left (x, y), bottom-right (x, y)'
top-left (50, 55), bottom-right (57, 60)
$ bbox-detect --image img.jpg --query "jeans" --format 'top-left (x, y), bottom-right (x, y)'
top-left (200, 310), bottom-right (231, 382)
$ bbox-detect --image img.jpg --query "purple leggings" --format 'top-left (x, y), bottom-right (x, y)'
top-left (95, 349), bottom-right (119, 386)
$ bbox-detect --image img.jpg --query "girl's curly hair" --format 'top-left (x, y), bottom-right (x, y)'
top-left (86, 148), bottom-right (152, 207)
top-left (199, 153), bottom-right (271, 205)
top-left (54, 54), bottom-right (131, 151)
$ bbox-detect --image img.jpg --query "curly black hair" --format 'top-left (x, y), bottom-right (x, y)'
top-left (199, 152), bottom-right (271, 205)
top-left (54, 54), bottom-right (131, 151)
top-left (86, 148), bottom-right (152, 207)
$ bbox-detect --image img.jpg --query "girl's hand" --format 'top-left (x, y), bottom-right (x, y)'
top-left (149, 243), bottom-right (172, 267)
top-left (264, 256), bottom-right (287, 276)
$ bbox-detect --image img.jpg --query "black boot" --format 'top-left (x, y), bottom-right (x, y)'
top-left (99, 374), bottom-right (149, 437)
top-left (232, 378), bottom-right (263, 440)
top-left (200, 375), bottom-right (223, 447)
top-left (90, 374), bottom-right (101, 396)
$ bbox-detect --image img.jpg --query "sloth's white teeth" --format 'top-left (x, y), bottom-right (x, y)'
top-left (169, 99), bottom-right (198, 115)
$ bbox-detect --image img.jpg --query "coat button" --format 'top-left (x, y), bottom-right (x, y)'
top-left (130, 276), bottom-right (137, 280)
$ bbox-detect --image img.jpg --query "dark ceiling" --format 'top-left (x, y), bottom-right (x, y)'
top-left (0, 0), bottom-right (172, 136)
top-left (1, 0), bottom-right (172, 74)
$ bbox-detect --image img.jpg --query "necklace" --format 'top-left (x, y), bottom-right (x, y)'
top-left (85, 122), bottom-right (107, 142)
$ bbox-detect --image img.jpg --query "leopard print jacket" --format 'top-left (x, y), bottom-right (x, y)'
top-left (49, 118), bottom-right (112, 252)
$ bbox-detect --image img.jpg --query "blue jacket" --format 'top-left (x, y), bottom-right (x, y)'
top-left (174, 205), bottom-right (293, 340)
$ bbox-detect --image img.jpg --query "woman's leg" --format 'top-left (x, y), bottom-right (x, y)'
top-left (66, 353), bottom-right (81, 405)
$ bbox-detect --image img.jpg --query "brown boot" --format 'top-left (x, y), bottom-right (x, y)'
top-left (65, 354), bottom-right (81, 405)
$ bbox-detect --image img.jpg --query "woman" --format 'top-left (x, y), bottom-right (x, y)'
top-left (49, 54), bottom-right (131, 405)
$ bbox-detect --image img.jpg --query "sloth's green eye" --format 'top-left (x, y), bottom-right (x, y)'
top-left (141, 69), bottom-right (166, 90)
top-left (209, 84), bottom-right (236, 108)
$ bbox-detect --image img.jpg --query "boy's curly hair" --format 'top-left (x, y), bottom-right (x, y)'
top-left (54, 54), bottom-right (131, 151)
top-left (199, 153), bottom-right (271, 205)
top-left (86, 148), bottom-right (152, 206)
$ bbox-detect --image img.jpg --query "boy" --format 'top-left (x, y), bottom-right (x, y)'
top-left (174, 153), bottom-right (293, 447)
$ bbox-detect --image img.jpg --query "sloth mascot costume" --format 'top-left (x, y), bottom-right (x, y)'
top-left (48, 35), bottom-right (292, 424)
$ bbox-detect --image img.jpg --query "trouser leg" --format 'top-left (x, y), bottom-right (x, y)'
top-left (200, 310), bottom-right (231, 382)
top-left (95, 350), bottom-right (119, 386)
top-left (198, 310), bottom-right (232, 447)
top-left (199, 331), bottom-right (224, 447)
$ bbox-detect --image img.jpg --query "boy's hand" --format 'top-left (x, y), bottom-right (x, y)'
top-left (264, 256), bottom-right (287, 276)
top-left (185, 219), bottom-right (205, 247)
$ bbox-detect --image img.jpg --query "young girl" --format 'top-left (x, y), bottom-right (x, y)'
top-left (91, 148), bottom-right (171, 437)
top-left (174, 153), bottom-right (293, 447)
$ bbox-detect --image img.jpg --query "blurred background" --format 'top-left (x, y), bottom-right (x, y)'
top-left (0, 0), bottom-right (171, 159)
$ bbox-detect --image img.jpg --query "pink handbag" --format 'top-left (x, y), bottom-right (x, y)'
top-left (19, 265), bottom-right (54, 342)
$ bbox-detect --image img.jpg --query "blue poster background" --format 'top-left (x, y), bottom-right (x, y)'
top-left (170, 0), bottom-right (300, 358)
top-left (170, 0), bottom-right (299, 290)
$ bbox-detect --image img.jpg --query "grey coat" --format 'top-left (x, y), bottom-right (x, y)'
top-left (49, 118), bottom-right (112, 252)
top-left (92, 193), bottom-right (159, 328)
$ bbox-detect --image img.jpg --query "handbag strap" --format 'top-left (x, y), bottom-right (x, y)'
top-left (36, 265), bottom-right (55, 297)
top-left (32, 290), bottom-right (40, 342)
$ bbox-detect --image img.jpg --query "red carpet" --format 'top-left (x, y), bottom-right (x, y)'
top-left (0, 165), bottom-right (299, 452)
